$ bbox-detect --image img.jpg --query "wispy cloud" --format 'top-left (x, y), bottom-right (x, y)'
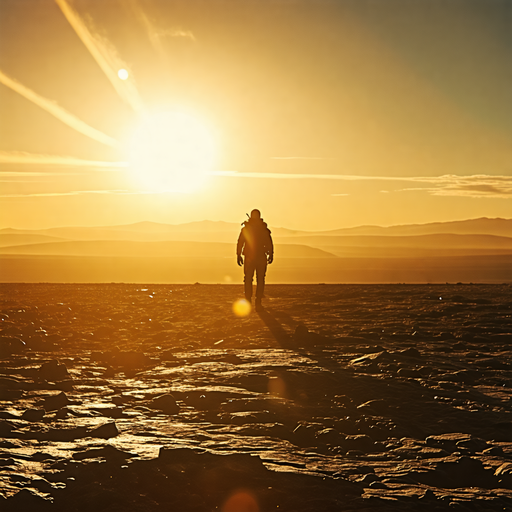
top-left (166, 28), bottom-right (196, 40)
top-left (150, 27), bottom-right (196, 42)
top-left (0, 69), bottom-right (120, 148)
top-left (271, 156), bottom-right (332, 160)
top-left (0, 151), bottom-right (127, 169)
top-left (55, 0), bottom-right (144, 113)
top-left (214, 170), bottom-right (512, 198)
top-left (129, 0), bottom-right (195, 53)
top-left (0, 189), bottom-right (133, 198)
top-left (398, 175), bottom-right (512, 198)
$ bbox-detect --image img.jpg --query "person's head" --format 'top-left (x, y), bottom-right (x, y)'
top-left (250, 209), bottom-right (261, 219)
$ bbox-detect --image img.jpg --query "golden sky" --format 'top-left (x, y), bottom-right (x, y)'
top-left (0, 0), bottom-right (511, 230)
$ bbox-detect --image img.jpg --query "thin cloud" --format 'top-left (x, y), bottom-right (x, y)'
top-left (129, 0), bottom-right (167, 57)
top-left (129, 0), bottom-right (195, 61)
top-left (398, 175), bottom-right (512, 198)
top-left (211, 171), bottom-right (374, 180)
top-left (271, 156), bottom-right (332, 160)
top-left (163, 28), bottom-right (196, 40)
top-left (0, 69), bottom-right (120, 148)
top-left (0, 151), bottom-right (127, 169)
top-left (214, 170), bottom-right (512, 198)
top-left (55, 0), bottom-right (144, 113)
top-left (0, 189), bottom-right (132, 198)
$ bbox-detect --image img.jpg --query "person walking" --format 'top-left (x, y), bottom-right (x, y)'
top-left (237, 209), bottom-right (274, 309)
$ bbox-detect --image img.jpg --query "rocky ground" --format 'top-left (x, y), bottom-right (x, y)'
top-left (0, 283), bottom-right (511, 511)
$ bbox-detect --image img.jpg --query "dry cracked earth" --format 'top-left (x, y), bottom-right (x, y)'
top-left (0, 283), bottom-right (511, 511)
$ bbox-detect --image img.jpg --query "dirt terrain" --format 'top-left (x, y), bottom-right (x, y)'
top-left (0, 283), bottom-right (511, 511)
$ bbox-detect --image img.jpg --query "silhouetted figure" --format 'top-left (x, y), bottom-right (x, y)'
top-left (237, 209), bottom-right (274, 309)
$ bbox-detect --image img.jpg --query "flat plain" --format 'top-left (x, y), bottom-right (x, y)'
top-left (0, 283), bottom-right (511, 511)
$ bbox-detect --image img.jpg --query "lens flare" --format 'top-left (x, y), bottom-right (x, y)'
top-left (233, 299), bottom-right (251, 317)
top-left (118, 68), bottom-right (129, 80)
top-left (268, 375), bottom-right (287, 398)
top-left (222, 491), bottom-right (259, 512)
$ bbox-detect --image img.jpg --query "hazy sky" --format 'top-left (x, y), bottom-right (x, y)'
top-left (1, 0), bottom-right (511, 230)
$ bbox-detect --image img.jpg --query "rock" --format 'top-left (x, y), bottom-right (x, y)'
top-left (343, 434), bottom-right (376, 453)
top-left (397, 367), bottom-right (422, 378)
top-left (495, 462), bottom-right (512, 487)
top-left (0, 457), bottom-right (15, 466)
top-left (350, 351), bottom-right (391, 366)
top-left (368, 481), bottom-right (388, 489)
top-left (38, 360), bottom-right (69, 381)
top-left (148, 394), bottom-right (179, 415)
top-left (360, 473), bottom-right (379, 484)
top-left (397, 347), bottom-right (422, 358)
top-left (54, 407), bottom-right (69, 419)
top-left (31, 452), bottom-right (54, 461)
top-left (425, 433), bottom-right (471, 451)
top-left (43, 392), bottom-right (70, 411)
top-left (21, 408), bottom-right (45, 422)
top-left (419, 489), bottom-right (437, 501)
top-left (0, 421), bottom-right (14, 437)
top-left (357, 399), bottom-right (388, 413)
top-left (435, 456), bottom-right (497, 488)
top-left (5, 488), bottom-right (53, 511)
top-left (482, 446), bottom-right (504, 456)
top-left (0, 336), bottom-right (26, 356)
top-left (455, 437), bottom-right (489, 453)
top-left (54, 380), bottom-right (74, 392)
top-left (293, 324), bottom-right (309, 340)
top-left (103, 366), bottom-right (116, 378)
top-left (89, 422), bottom-right (119, 439)
top-left (73, 445), bottom-right (136, 461)
top-left (292, 422), bottom-right (320, 446)
top-left (225, 410), bottom-right (274, 425)
top-left (315, 428), bottom-right (344, 445)
top-left (436, 370), bottom-right (479, 384)
top-left (42, 426), bottom-right (87, 441)
top-left (418, 447), bottom-right (449, 458)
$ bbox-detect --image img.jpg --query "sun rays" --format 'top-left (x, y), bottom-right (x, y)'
top-left (0, 69), bottom-right (120, 149)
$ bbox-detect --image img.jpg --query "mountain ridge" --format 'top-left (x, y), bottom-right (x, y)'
top-left (0, 217), bottom-right (510, 240)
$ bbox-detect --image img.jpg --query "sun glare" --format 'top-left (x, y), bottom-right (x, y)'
top-left (128, 111), bottom-right (215, 193)
top-left (118, 68), bottom-right (129, 80)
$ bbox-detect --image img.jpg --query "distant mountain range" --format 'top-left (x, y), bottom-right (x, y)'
top-left (0, 217), bottom-right (510, 283)
top-left (1, 217), bottom-right (510, 240)
top-left (307, 217), bottom-right (512, 237)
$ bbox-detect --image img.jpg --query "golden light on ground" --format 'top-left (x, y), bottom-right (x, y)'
top-left (117, 68), bottom-right (129, 80)
top-left (127, 111), bottom-right (215, 193)
top-left (233, 299), bottom-right (251, 317)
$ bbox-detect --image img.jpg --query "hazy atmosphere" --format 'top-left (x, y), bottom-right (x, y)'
top-left (1, 3), bottom-right (512, 511)
top-left (1, 0), bottom-right (511, 230)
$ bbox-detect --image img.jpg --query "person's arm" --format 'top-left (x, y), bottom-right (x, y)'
top-left (237, 230), bottom-right (245, 265)
top-left (267, 230), bottom-right (274, 264)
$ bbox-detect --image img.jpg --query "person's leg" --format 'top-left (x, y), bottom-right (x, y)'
top-left (243, 258), bottom-right (255, 301)
top-left (255, 257), bottom-right (268, 301)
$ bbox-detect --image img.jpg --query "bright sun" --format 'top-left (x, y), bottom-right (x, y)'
top-left (128, 111), bottom-right (215, 193)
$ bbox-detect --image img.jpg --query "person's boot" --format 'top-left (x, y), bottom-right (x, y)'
top-left (255, 297), bottom-right (262, 310)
